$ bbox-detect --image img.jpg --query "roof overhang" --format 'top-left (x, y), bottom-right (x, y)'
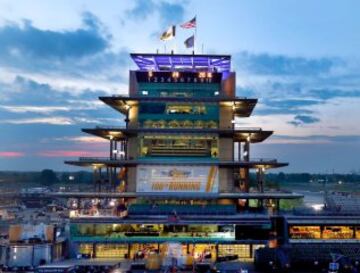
top-left (82, 127), bottom-right (273, 143)
top-left (131, 53), bottom-right (231, 72)
top-left (99, 96), bottom-right (257, 117)
top-left (65, 158), bottom-right (288, 169)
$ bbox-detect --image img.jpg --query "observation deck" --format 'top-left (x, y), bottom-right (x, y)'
top-left (99, 95), bottom-right (257, 117)
top-left (131, 53), bottom-right (231, 72)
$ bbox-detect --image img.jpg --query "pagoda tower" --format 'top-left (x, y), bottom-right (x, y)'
top-left (66, 52), bottom-right (287, 205)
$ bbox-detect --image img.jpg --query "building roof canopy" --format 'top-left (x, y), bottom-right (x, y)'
top-left (131, 53), bottom-right (231, 72)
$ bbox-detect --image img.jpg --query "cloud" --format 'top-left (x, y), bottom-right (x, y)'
top-left (2, 117), bottom-right (74, 125)
top-left (126, 0), bottom-right (185, 26)
top-left (268, 134), bottom-right (360, 145)
top-left (309, 89), bottom-right (360, 100)
top-left (253, 98), bottom-right (319, 116)
top-left (51, 136), bottom-right (107, 143)
top-left (288, 115), bottom-right (320, 126)
top-left (234, 51), bottom-right (360, 131)
top-left (126, 0), bottom-right (156, 19)
top-left (0, 105), bottom-right (71, 114)
top-left (0, 13), bottom-right (129, 84)
top-left (158, 2), bottom-right (186, 26)
top-left (0, 151), bottom-right (24, 157)
top-left (0, 76), bottom-right (125, 127)
top-left (37, 150), bottom-right (106, 157)
top-left (234, 51), bottom-right (338, 76)
top-left (0, 12), bottom-right (108, 60)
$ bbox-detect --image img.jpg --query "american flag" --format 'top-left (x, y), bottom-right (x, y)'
top-left (180, 16), bottom-right (196, 29)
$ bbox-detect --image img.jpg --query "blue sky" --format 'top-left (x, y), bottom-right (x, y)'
top-left (0, 0), bottom-right (360, 173)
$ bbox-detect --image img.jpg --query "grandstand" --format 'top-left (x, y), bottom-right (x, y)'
top-left (325, 192), bottom-right (360, 214)
top-left (127, 204), bottom-right (237, 216)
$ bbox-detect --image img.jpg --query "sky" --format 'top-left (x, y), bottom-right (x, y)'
top-left (0, 0), bottom-right (360, 173)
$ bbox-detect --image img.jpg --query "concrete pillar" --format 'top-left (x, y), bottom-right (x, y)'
top-left (243, 140), bottom-right (250, 162)
top-left (241, 140), bottom-right (250, 193)
top-left (92, 243), bottom-right (96, 258)
top-left (99, 167), bottom-right (102, 192)
top-left (215, 244), bottom-right (219, 260)
top-left (109, 139), bottom-right (113, 159)
top-left (125, 108), bottom-right (130, 128)
top-left (276, 199), bottom-right (280, 212)
top-left (93, 167), bottom-right (97, 191)
top-left (125, 140), bottom-right (128, 160)
top-left (256, 168), bottom-right (265, 193)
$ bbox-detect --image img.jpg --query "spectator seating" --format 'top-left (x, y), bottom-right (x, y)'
top-left (127, 204), bottom-right (237, 216)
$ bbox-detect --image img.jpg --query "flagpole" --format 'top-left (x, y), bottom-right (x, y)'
top-left (194, 15), bottom-right (197, 54)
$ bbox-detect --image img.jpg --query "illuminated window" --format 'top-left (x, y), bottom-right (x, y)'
top-left (167, 105), bottom-right (193, 114)
top-left (182, 120), bottom-right (193, 128)
top-left (172, 71), bottom-right (180, 78)
top-left (289, 226), bottom-right (321, 239)
top-left (95, 244), bottom-right (128, 258)
top-left (131, 244), bottom-right (159, 259)
top-left (207, 120), bottom-right (217, 128)
top-left (140, 135), bottom-right (218, 157)
top-left (356, 227), bottom-right (360, 239)
top-left (322, 226), bottom-right (353, 239)
top-left (193, 105), bottom-right (206, 115)
top-left (168, 120), bottom-right (180, 128)
top-left (152, 120), bottom-right (166, 128)
top-left (79, 244), bottom-right (93, 256)
top-left (198, 72), bottom-right (206, 78)
top-left (218, 244), bottom-right (250, 258)
top-left (143, 120), bottom-right (153, 128)
top-left (194, 120), bottom-right (205, 128)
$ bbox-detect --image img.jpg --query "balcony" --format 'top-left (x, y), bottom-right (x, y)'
top-left (99, 95), bottom-right (257, 117)
top-left (66, 157), bottom-right (288, 169)
top-left (82, 126), bottom-right (273, 143)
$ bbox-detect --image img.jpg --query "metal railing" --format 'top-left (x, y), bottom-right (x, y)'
top-left (93, 125), bottom-right (263, 131)
top-left (235, 158), bottom-right (278, 163)
top-left (79, 157), bottom-right (111, 161)
top-left (109, 94), bottom-right (252, 99)
top-left (233, 126), bottom-right (262, 131)
top-left (78, 157), bottom-right (278, 163)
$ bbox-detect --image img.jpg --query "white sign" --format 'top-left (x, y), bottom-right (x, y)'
top-left (136, 165), bottom-right (219, 193)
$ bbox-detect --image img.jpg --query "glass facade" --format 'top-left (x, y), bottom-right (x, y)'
top-left (71, 223), bottom-right (235, 242)
top-left (289, 226), bottom-right (321, 239)
top-left (96, 244), bottom-right (128, 258)
top-left (218, 244), bottom-right (251, 259)
top-left (139, 103), bottom-right (219, 129)
top-left (139, 135), bottom-right (219, 158)
top-left (289, 225), bottom-right (359, 240)
top-left (77, 242), bottom-right (264, 260)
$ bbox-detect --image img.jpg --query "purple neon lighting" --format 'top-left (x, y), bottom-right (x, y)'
top-left (131, 53), bottom-right (231, 72)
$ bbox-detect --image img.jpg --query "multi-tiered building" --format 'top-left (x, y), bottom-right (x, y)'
top-left (65, 53), bottom-right (303, 261)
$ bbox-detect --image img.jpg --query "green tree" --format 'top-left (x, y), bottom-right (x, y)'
top-left (39, 169), bottom-right (59, 186)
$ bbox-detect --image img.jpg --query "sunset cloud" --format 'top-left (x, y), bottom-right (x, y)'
top-left (2, 117), bottom-right (74, 125)
top-left (0, 151), bottom-right (24, 157)
top-left (37, 150), bottom-right (107, 157)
